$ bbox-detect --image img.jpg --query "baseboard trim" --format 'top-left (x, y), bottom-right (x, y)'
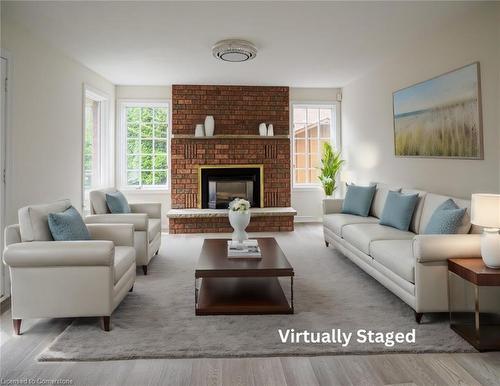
top-left (294, 216), bottom-right (322, 223)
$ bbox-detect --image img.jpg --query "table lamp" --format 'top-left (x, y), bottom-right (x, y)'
top-left (471, 193), bottom-right (500, 268)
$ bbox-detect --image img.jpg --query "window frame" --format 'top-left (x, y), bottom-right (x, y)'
top-left (82, 84), bottom-right (110, 212)
top-left (290, 102), bottom-right (340, 190)
top-left (117, 99), bottom-right (171, 192)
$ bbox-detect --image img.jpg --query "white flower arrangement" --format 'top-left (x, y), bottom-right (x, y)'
top-left (228, 198), bottom-right (251, 213)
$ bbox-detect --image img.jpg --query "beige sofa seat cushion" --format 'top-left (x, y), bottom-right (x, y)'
top-left (370, 183), bottom-right (402, 218)
top-left (342, 223), bottom-right (415, 255)
top-left (323, 214), bottom-right (379, 237)
top-left (18, 199), bottom-right (72, 242)
top-left (114, 246), bottom-right (136, 284)
top-left (370, 240), bottom-right (415, 283)
top-left (89, 188), bottom-right (118, 214)
top-left (148, 219), bottom-right (161, 240)
top-left (418, 193), bottom-right (471, 234)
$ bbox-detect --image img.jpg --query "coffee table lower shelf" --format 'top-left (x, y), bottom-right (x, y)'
top-left (195, 277), bottom-right (293, 315)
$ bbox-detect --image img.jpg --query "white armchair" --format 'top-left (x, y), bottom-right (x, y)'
top-left (87, 188), bottom-right (162, 275)
top-left (3, 222), bottom-right (136, 334)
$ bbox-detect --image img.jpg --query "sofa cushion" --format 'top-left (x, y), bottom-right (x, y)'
top-left (48, 206), bottom-right (91, 241)
top-left (114, 246), bottom-right (136, 284)
top-left (89, 188), bottom-right (117, 214)
top-left (342, 223), bottom-right (415, 255)
top-left (342, 184), bottom-right (376, 217)
top-left (148, 218), bottom-right (161, 240)
top-left (323, 214), bottom-right (379, 237)
top-left (106, 191), bottom-right (131, 214)
top-left (419, 193), bottom-right (471, 234)
top-left (424, 199), bottom-right (467, 234)
top-left (370, 240), bottom-right (415, 283)
top-left (379, 191), bottom-right (419, 231)
top-left (401, 189), bottom-right (427, 234)
top-left (18, 199), bottom-right (72, 242)
top-left (370, 183), bottom-right (402, 218)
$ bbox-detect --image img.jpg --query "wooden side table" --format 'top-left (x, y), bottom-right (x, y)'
top-left (448, 258), bottom-right (500, 351)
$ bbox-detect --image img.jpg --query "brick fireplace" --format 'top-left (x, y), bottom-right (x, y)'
top-left (168, 85), bottom-right (295, 233)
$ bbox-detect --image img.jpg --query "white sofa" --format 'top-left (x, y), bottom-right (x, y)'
top-left (3, 200), bottom-right (136, 334)
top-left (87, 188), bottom-right (162, 275)
top-left (323, 183), bottom-right (482, 323)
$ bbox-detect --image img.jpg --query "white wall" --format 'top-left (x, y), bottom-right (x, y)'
top-left (116, 86), bottom-right (171, 230)
top-left (341, 5), bottom-right (500, 198)
top-left (290, 87), bottom-right (341, 221)
top-left (1, 18), bottom-right (116, 225)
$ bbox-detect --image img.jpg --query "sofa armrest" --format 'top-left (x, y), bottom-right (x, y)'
top-left (3, 240), bottom-right (114, 267)
top-left (87, 224), bottom-right (134, 247)
top-left (323, 198), bottom-right (343, 215)
top-left (413, 234), bottom-right (482, 263)
top-left (85, 213), bottom-right (148, 231)
top-left (129, 203), bottom-right (161, 219)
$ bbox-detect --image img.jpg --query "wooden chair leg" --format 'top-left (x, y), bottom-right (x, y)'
top-left (415, 312), bottom-right (423, 324)
top-left (13, 319), bottom-right (22, 335)
top-left (101, 316), bottom-right (110, 332)
top-left (142, 265), bottom-right (148, 275)
top-left (129, 285), bottom-right (134, 292)
top-left (325, 241), bottom-right (329, 247)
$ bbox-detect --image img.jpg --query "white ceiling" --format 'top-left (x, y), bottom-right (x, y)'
top-left (3, 1), bottom-right (475, 87)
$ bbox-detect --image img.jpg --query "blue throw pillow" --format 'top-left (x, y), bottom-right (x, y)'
top-left (341, 184), bottom-right (376, 217)
top-left (379, 191), bottom-right (419, 231)
top-left (106, 191), bottom-right (131, 213)
top-left (424, 199), bottom-right (466, 234)
top-left (48, 206), bottom-right (91, 241)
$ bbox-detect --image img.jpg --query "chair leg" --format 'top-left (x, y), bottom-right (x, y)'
top-left (101, 316), bottom-right (110, 332)
top-left (415, 312), bottom-right (423, 324)
top-left (325, 241), bottom-right (329, 247)
top-left (13, 319), bottom-right (22, 335)
top-left (129, 285), bottom-right (134, 292)
top-left (142, 265), bottom-right (148, 275)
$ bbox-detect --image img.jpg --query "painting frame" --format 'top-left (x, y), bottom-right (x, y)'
top-left (392, 62), bottom-right (483, 160)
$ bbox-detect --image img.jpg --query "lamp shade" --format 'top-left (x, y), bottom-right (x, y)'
top-left (471, 194), bottom-right (500, 228)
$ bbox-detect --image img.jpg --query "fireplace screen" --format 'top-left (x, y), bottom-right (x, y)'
top-left (208, 180), bottom-right (254, 209)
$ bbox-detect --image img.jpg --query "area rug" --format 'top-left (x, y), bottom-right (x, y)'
top-left (39, 224), bottom-right (474, 361)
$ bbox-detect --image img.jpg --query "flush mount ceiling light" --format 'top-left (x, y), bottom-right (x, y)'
top-left (212, 39), bottom-right (257, 62)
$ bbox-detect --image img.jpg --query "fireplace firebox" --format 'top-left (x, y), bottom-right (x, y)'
top-left (199, 166), bottom-right (263, 209)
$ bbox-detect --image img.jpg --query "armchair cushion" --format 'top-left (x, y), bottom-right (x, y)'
top-left (89, 188), bottom-right (116, 214)
top-left (105, 191), bottom-right (131, 214)
top-left (48, 206), bottom-right (91, 241)
top-left (148, 219), bottom-right (161, 240)
top-left (3, 240), bottom-right (114, 267)
top-left (87, 224), bottom-right (134, 247)
top-left (85, 213), bottom-right (148, 232)
top-left (18, 199), bottom-right (71, 242)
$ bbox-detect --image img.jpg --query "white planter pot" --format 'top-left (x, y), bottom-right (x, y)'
top-left (259, 123), bottom-right (267, 136)
top-left (205, 116), bottom-right (215, 136)
top-left (228, 211), bottom-right (251, 243)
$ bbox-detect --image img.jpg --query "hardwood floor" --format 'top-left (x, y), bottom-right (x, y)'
top-left (1, 225), bottom-right (499, 386)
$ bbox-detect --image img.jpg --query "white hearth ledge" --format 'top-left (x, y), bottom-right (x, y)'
top-left (167, 207), bottom-right (297, 218)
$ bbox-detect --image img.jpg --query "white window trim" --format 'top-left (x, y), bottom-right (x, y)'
top-left (116, 99), bottom-right (171, 192)
top-left (290, 101), bottom-right (341, 190)
top-left (82, 84), bottom-right (111, 212)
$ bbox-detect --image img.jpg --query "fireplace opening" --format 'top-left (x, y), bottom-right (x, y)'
top-left (200, 166), bottom-right (262, 209)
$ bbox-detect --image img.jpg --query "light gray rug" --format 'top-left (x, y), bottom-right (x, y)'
top-left (39, 224), bottom-right (474, 361)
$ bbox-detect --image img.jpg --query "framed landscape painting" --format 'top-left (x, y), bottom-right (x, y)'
top-left (393, 62), bottom-right (483, 159)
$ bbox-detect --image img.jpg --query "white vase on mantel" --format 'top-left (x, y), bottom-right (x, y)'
top-left (228, 211), bottom-right (251, 243)
top-left (205, 116), bottom-right (215, 136)
top-left (267, 124), bottom-right (274, 136)
top-left (195, 124), bottom-right (205, 137)
top-left (259, 123), bottom-right (267, 136)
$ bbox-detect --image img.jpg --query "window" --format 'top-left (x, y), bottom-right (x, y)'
top-left (119, 101), bottom-right (169, 189)
top-left (83, 86), bottom-right (109, 213)
top-left (292, 104), bottom-right (337, 186)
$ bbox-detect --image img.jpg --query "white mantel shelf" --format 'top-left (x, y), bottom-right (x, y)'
top-left (167, 207), bottom-right (297, 219)
top-left (171, 134), bottom-right (290, 140)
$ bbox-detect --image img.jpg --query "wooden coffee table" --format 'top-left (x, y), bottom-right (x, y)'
top-left (195, 238), bottom-right (294, 315)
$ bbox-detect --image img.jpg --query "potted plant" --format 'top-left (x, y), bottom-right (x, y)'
top-left (228, 198), bottom-right (251, 244)
top-left (318, 142), bottom-right (344, 197)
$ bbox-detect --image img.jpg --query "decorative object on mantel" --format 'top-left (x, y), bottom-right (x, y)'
top-left (471, 193), bottom-right (500, 268)
top-left (319, 142), bottom-right (345, 197)
top-left (195, 124), bottom-right (205, 137)
top-left (259, 123), bottom-right (267, 136)
top-left (267, 124), bottom-right (274, 136)
top-left (228, 198), bottom-right (251, 244)
top-left (393, 62), bottom-right (483, 159)
top-left (204, 116), bottom-right (215, 136)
